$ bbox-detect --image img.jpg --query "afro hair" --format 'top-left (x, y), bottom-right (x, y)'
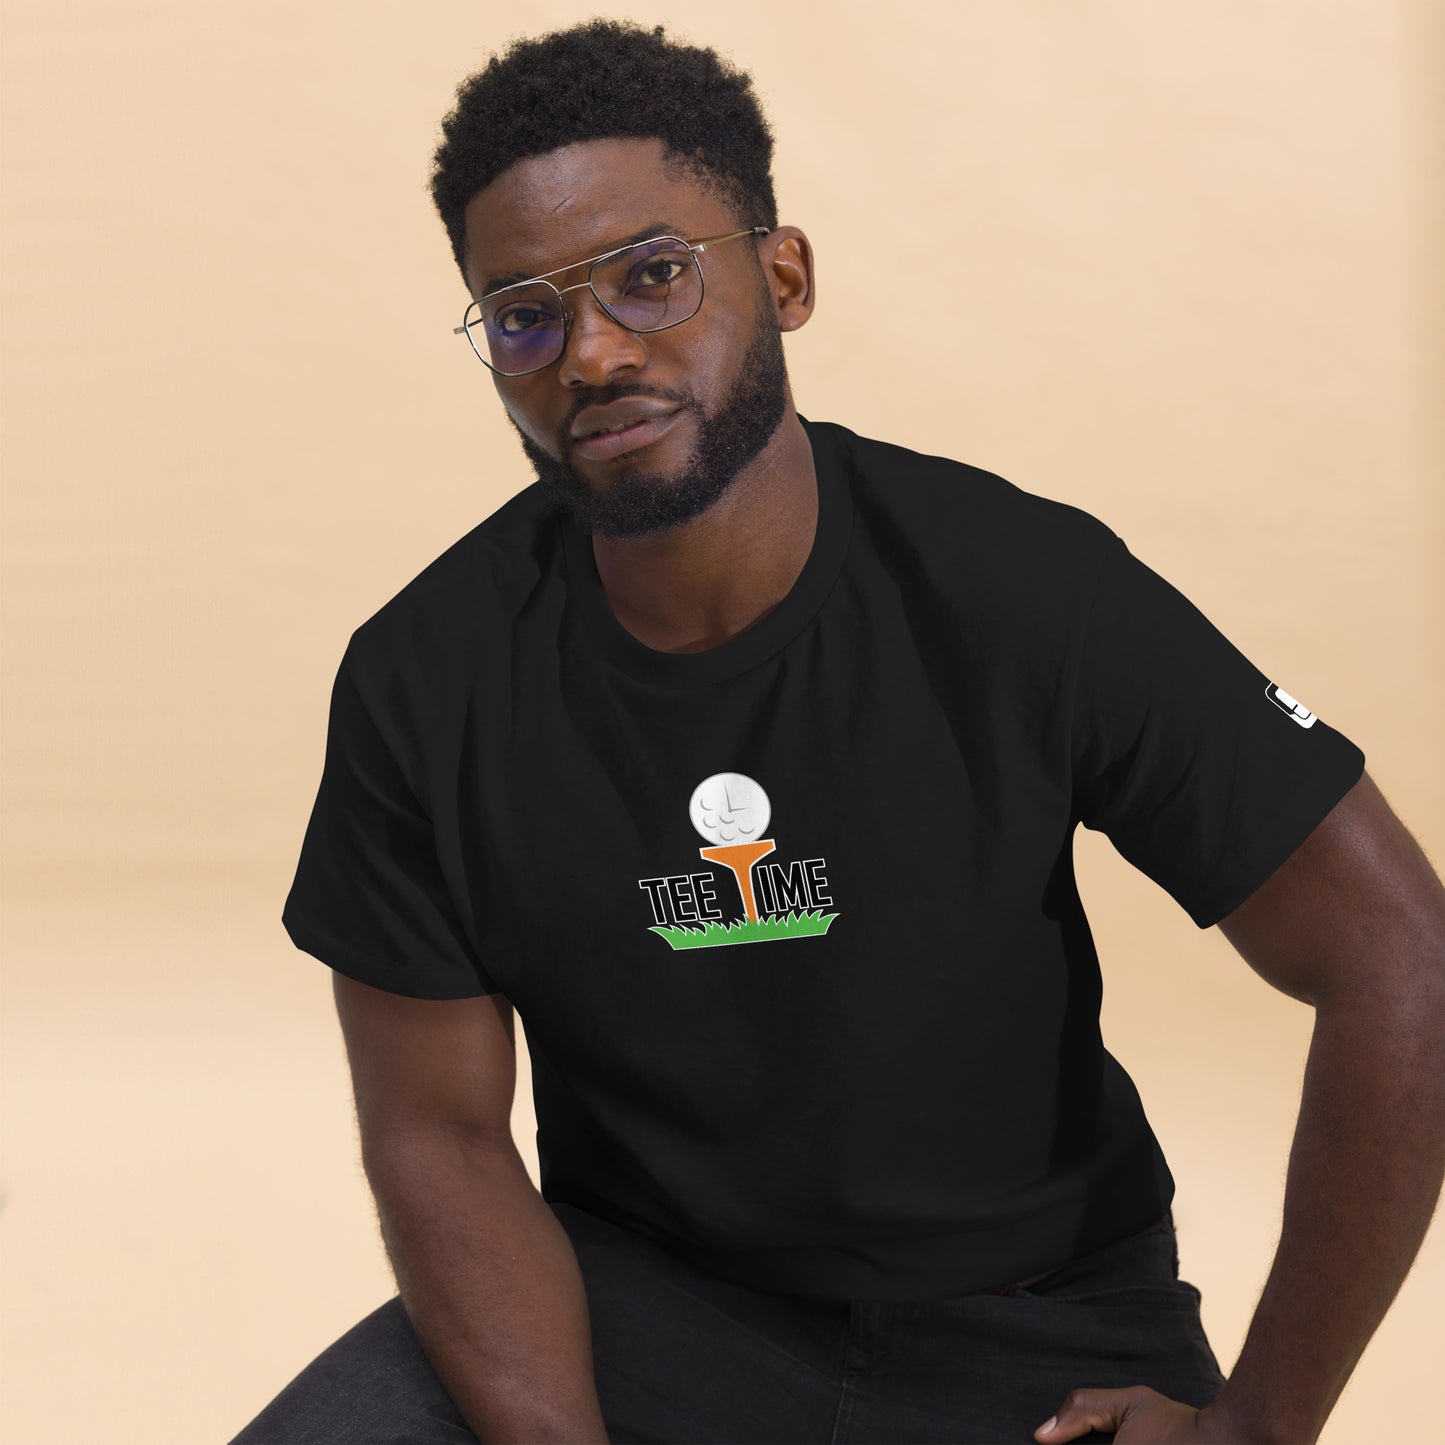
top-left (428, 18), bottom-right (779, 290)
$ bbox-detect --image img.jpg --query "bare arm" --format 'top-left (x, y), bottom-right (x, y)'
top-left (1203, 771), bottom-right (1445, 1444)
top-left (368, 1127), bottom-right (610, 1444)
top-left (334, 975), bottom-right (610, 1444)
top-left (1034, 771), bottom-right (1445, 1445)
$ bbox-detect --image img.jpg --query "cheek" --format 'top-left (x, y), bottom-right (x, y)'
top-left (704, 283), bottom-right (758, 344)
top-left (706, 287), bottom-right (769, 374)
top-left (669, 305), bottom-right (746, 392)
top-left (496, 393), bottom-right (542, 445)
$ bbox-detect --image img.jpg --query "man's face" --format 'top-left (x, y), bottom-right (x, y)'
top-left (461, 137), bottom-right (792, 539)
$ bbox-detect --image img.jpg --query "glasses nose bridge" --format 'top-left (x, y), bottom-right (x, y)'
top-left (550, 274), bottom-right (633, 344)
top-left (554, 285), bottom-right (652, 385)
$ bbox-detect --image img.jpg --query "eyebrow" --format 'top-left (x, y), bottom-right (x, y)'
top-left (480, 221), bottom-right (687, 297)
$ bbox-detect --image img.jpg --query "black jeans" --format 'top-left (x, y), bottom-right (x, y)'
top-left (229, 1201), bottom-right (1226, 1444)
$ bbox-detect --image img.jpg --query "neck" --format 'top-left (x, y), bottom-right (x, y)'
top-left (590, 405), bottom-right (817, 655)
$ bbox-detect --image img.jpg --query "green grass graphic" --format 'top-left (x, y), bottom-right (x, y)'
top-left (649, 908), bottom-right (840, 950)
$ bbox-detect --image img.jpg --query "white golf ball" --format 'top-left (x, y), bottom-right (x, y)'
top-left (689, 772), bottom-right (771, 845)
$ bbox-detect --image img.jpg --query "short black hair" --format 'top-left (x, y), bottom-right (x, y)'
top-left (428, 18), bottom-right (779, 291)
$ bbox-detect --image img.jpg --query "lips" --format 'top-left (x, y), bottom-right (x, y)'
top-left (571, 408), bottom-right (683, 461)
top-left (571, 398), bottom-right (680, 440)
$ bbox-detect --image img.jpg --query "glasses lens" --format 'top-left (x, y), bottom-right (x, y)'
top-left (469, 284), bottom-right (566, 374)
top-left (592, 238), bottom-right (701, 332)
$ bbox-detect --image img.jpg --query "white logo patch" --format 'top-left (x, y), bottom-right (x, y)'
top-left (1266, 683), bottom-right (1318, 728)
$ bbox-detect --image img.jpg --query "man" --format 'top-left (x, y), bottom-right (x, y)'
top-left (232, 19), bottom-right (1445, 1445)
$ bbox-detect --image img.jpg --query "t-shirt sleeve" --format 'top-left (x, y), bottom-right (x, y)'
top-left (1070, 529), bottom-right (1366, 930)
top-left (281, 645), bottom-right (501, 999)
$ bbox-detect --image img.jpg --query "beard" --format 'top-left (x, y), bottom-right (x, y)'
top-left (503, 300), bottom-right (791, 540)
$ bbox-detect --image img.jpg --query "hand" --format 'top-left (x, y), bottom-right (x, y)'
top-left (1034, 1387), bottom-right (1257, 1443)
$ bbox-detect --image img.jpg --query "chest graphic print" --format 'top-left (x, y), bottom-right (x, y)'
top-left (636, 772), bottom-right (841, 950)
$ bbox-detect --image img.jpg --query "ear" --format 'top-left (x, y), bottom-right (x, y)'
top-left (761, 226), bottom-right (815, 332)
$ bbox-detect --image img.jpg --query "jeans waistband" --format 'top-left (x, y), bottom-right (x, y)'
top-left (981, 1209), bottom-right (1175, 1296)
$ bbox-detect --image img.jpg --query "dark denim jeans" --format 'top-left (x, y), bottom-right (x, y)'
top-left (229, 1201), bottom-right (1225, 1444)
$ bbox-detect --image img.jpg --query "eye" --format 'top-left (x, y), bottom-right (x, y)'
top-left (626, 257), bottom-right (689, 291)
top-left (496, 304), bottom-right (552, 334)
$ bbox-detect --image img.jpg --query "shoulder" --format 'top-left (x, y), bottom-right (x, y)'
top-left (342, 480), bottom-right (560, 701)
top-left (818, 417), bottom-right (1119, 603)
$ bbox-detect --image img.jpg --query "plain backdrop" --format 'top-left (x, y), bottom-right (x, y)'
top-left (2, 2), bottom-right (1441, 1442)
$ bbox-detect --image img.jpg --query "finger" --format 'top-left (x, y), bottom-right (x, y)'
top-left (1035, 1386), bottom-right (1140, 1441)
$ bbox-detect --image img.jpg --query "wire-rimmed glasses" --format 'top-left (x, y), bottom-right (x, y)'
top-left (452, 226), bottom-right (770, 376)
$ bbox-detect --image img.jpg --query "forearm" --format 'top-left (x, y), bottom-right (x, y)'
top-left (367, 1131), bottom-right (611, 1445)
top-left (1210, 992), bottom-right (1445, 1444)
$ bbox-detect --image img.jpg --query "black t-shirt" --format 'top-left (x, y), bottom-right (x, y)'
top-left (282, 414), bottom-right (1364, 1301)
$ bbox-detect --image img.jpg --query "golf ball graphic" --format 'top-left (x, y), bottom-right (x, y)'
top-left (689, 773), bottom-right (771, 845)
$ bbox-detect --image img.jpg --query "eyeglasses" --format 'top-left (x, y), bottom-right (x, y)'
top-left (453, 226), bottom-right (770, 376)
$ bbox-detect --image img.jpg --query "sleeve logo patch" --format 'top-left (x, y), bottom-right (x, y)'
top-left (1266, 682), bottom-right (1318, 728)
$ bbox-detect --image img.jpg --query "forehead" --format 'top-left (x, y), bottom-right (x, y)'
top-left (462, 136), bottom-right (734, 297)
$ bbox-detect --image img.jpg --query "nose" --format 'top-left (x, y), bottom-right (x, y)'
top-left (555, 285), bottom-right (649, 389)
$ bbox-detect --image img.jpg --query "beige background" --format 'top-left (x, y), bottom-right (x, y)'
top-left (2, 1), bottom-right (1441, 1442)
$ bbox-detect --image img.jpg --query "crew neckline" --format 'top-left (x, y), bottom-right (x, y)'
top-left (559, 413), bottom-right (855, 689)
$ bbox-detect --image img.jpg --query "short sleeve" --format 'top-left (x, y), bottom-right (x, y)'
top-left (1070, 531), bottom-right (1366, 929)
top-left (282, 646), bottom-right (501, 999)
